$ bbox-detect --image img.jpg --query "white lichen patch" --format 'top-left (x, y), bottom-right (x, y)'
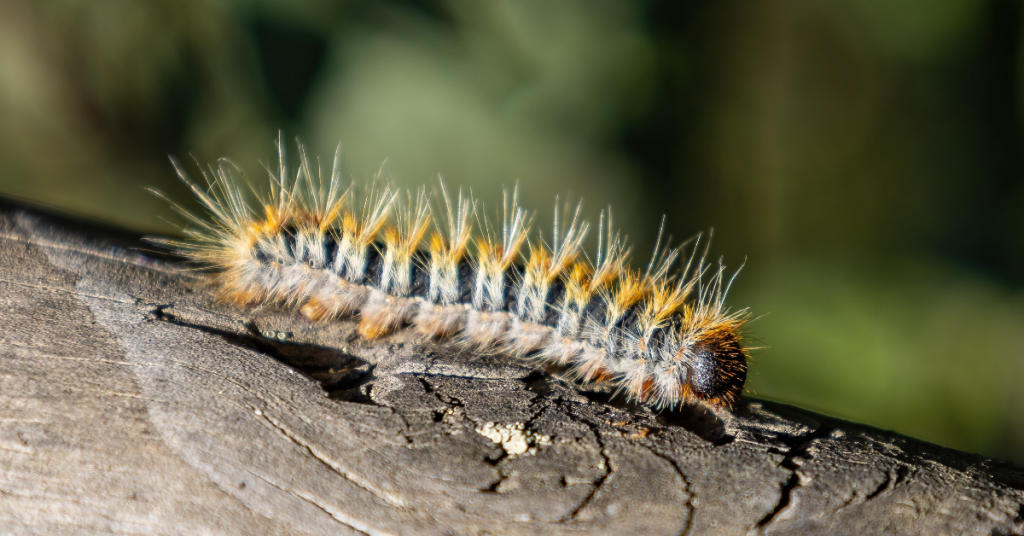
top-left (475, 422), bottom-right (551, 456)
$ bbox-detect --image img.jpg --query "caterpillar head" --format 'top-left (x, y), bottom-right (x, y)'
top-left (686, 330), bottom-right (748, 407)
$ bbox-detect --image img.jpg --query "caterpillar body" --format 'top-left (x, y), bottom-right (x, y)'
top-left (155, 139), bottom-right (751, 410)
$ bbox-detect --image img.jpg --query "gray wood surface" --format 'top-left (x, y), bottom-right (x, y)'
top-left (0, 204), bottom-right (1022, 535)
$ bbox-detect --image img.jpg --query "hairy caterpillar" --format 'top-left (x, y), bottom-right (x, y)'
top-left (154, 138), bottom-right (751, 410)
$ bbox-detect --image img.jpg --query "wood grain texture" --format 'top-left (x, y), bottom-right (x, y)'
top-left (0, 202), bottom-right (1022, 535)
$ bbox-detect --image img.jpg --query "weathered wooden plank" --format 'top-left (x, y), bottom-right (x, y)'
top-left (0, 204), bottom-right (1021, 535)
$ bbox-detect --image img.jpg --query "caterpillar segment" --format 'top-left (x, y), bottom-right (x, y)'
top-left (153, 137), bottom-right (751, 410)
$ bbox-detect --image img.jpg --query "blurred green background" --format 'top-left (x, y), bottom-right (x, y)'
top-left (2, 0), bottom-right (1023, 464)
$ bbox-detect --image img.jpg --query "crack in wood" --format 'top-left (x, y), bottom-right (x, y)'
top-left (865, 465), bottom-right (910, 502)
top-left (415, 377), bottom-right (509, 469)
top-left (559, 419), bottom-right (613, 522)
top-left (640, 444), bottom-right (696, 536)
top-left (250, 403), bottom-right (410, 509)
top-left (252, 472), bottom-right (375, 535)
top-left (756, 425), bottom-right (836, 530)
top-left (481, 466), bottom-right (509, 493)
top-left (0, 277), bottom-right (137, 304)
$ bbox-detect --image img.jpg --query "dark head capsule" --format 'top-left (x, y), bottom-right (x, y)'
top-left (687, 330), bottom-right (748, 407)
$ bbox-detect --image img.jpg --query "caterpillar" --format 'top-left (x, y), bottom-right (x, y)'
top-left (153, 138), bottom-right (751, 410)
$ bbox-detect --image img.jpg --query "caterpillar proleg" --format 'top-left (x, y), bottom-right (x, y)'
top-left (154, 138), bottom-right (751, 410)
